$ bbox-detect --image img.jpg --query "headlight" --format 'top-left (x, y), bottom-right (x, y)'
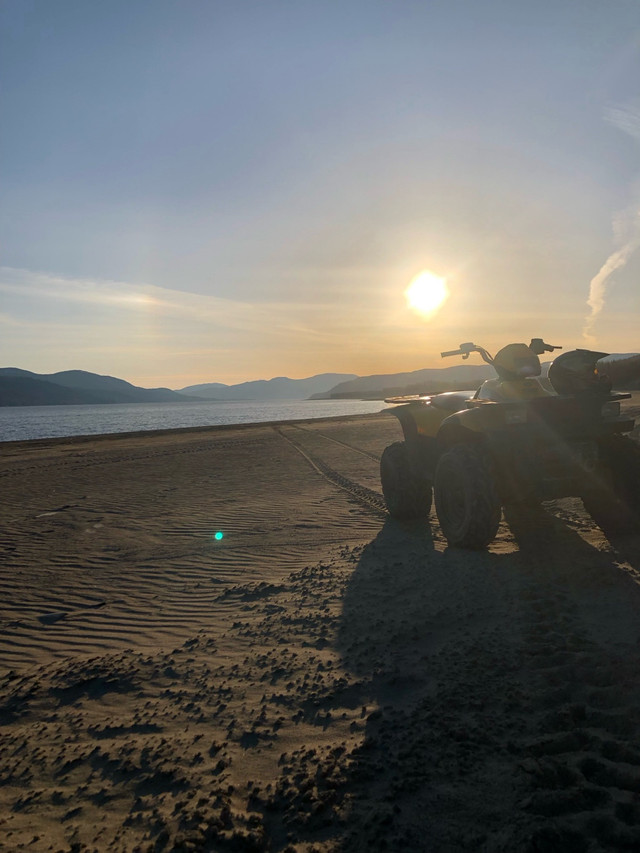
top-left (601, 401), bottom-right (620, 419)
top-left (505, 408), bottom-right (527, 425)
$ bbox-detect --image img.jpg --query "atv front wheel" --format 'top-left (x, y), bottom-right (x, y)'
top-left (582, 435), bottom-right (640, 535)
top-left (380, 441), bottom-right (432, 520)
top-left (434, 444), bottom-right (502, 549)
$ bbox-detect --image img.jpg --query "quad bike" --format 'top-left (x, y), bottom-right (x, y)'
top-left (380, 338), bottom-right (640, 548)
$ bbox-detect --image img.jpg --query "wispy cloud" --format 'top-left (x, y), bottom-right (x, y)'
top-left (607, 101), bottom-right (640, 142)
top-left (0, 265), bottom-right (397, 341)
top-left (584, 102), bottom-right (640, 343)
top-left (0, 267), bottom-right (266, 332)
top-left (0, 266), bottom-right (396, 378)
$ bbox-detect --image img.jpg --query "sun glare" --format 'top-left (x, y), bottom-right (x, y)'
top-left (405, 271), bottom-right (449, 317)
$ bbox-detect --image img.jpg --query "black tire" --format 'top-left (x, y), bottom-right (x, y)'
top-left (582, 435), bottom-right (640, 535)
top-left (380, 441), bottom-right (433, 520)
top-left (434, 443), bottom-right (502, 549)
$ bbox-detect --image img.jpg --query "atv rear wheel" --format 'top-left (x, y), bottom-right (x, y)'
top-left (434, 444), bottom-right (502, 549)
top-left (380, 441), bottom-right (432, 520)
top-left (582, 435), bottom-right (640, 535)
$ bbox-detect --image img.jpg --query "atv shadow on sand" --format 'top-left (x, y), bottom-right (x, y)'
top-left (327, 513), bottom-right (640, 851)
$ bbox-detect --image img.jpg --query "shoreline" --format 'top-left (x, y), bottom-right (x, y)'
top-left (0, 409), bottom-right (391, 453)
top-left (0, 399), bottom-right (390, 447)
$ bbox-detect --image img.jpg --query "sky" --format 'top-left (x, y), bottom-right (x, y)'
top-left (1, 0), bottom-right (640, 388)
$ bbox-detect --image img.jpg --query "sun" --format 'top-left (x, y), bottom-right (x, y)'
top-left (405, 270), bottom-right (449, 317)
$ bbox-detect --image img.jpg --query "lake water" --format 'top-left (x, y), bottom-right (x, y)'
top-left (0, 399), bottom-right (392, 443)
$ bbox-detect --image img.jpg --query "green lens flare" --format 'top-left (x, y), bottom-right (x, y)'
top-left (214, 531), bottom-right (224, 541)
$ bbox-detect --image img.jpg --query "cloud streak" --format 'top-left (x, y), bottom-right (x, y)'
top-left (0, 267), bottom-right (265, 332)
top-left (0, 266), bottom-right (399, 382)
top-left (584, 102), bottom-right (640, 343)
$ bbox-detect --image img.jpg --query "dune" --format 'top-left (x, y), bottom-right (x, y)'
top-left (2, 407), bottom-right (640, 850)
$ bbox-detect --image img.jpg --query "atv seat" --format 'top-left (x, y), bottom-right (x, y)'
top-left (430, 390), bottom-right (477, 412)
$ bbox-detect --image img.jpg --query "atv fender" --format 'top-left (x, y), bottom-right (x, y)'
top-left (436, 405), bottom-right (505, 447)
top-left (389, 406), bottom-right (439, 475)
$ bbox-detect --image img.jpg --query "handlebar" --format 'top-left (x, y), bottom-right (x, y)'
top-left (529, 338), bottom-right (562, 355)
top-left (441, 342), bottom-right (481, 361)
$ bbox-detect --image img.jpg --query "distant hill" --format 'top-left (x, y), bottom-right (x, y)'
top-left (0, 376), bottom-right (109, 406)
top-left (178, 373), bottom-right (358, 401)
top-left (177, 381), bottom-right (228, 396)
top-left (312, 365), bottom-right (497, 399)
top-left (0, 368), bottom-right (201, 407)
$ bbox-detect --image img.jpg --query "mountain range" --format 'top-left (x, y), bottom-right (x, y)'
top-left (0, 365), bottom-right (501, 407)
top-left (11, 356), bottom-right (640, 408)
top-left (178, 374), bottom-right (358, 401)
top-left (4, 350), bottom-right (640, 408)
top-left (0, 369), bottom-right (358, 407)
top-left (0, 368), bottom-right (198, 407)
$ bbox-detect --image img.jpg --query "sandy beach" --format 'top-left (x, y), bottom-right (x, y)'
top-left (3, 410), bottom-right (640, 851)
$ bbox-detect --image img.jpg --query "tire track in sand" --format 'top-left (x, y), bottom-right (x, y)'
top-left (288, 423), bottom-right (382, 463)
top-left (275, 426), bottom-right (387, 517)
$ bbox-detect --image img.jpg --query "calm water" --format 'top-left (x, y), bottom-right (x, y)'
top-left (0, 399), bottom-right (392, 443)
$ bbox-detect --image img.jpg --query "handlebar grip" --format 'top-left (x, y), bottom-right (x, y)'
top-left (441, 349), bottom-right (461, 358)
